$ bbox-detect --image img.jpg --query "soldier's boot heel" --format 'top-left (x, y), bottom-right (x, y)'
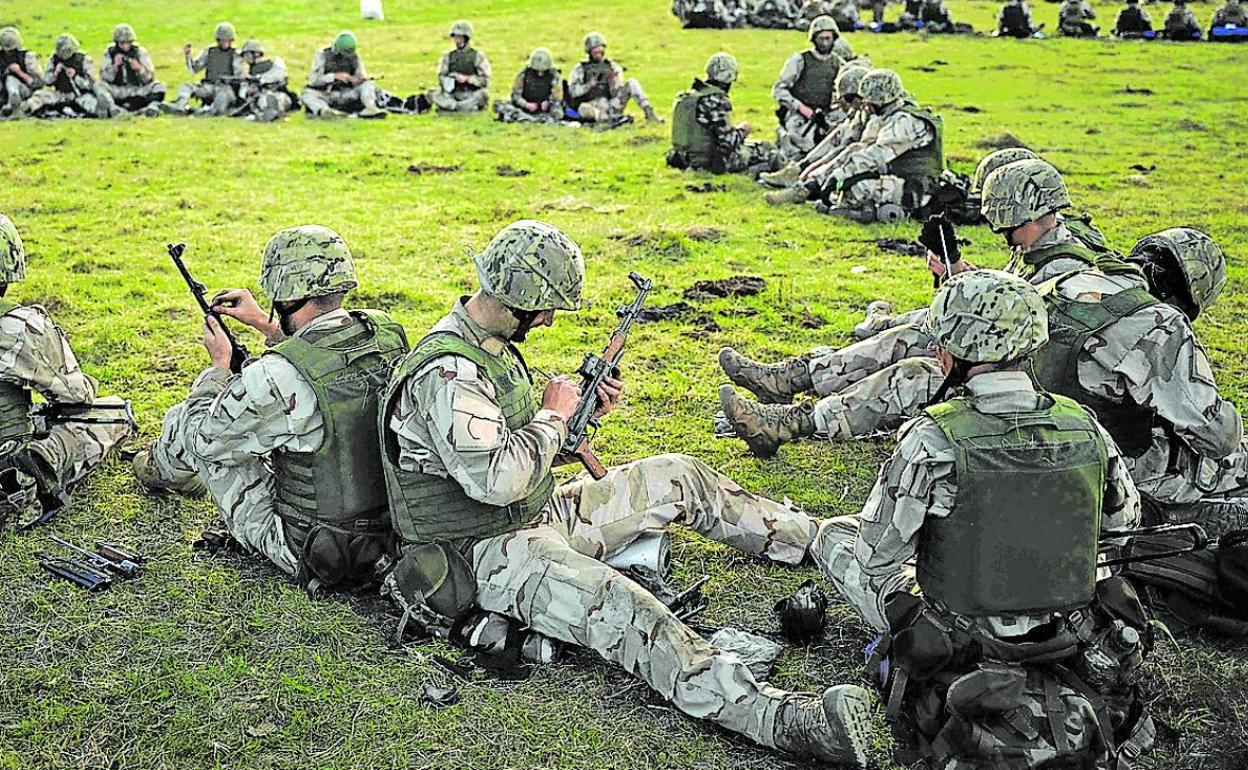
top-left (131, 450), bottom-right (206, 497)
top-left (851, 300), bottom-right (896, 340)
top-left (773, 684), bottom-right (874, 767)
top-left (718, 347), bottom-right (811, 403)
top-left (718, 384), bottom-right (816, 458)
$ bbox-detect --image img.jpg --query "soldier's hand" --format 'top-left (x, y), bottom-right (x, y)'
top-left (202, 316), bottom-right (234, 371)
top-left (183, 44), bottom-right (193, 57)
top-left (926, 250), bottom-right (970, 279)
top-left (211, 289), bottom-right (277, 336)
top-left (525, 101), bottom-right (539, 112)
top-left (593, 376), bottom-right (624, 419)
top-left (539, 100), bottom-right (549, 111)
top-left (65, 67), bottom-right (77, 78)
top-left (129, 59), bottom-right (143, 71)
top-left (333, 72), bottom-right (351, 83)
top-left (454, 73), bottom-right (469, 84)
top-left (6, 63), bottom-right (19, 75)
top-left (797, 102), bottom-right (814, 119)
top-left (541, 376), bottom-right (582, 421)
top-left (739, 121), bottom-right (752, 134)
top-left (586, 77), bottom-right (598, 90)
top-left (113, 54), bottom-right (124, 67)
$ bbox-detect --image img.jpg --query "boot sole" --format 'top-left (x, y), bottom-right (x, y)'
top-left (823, 684), bottom-right (874, 769)
top-left (717, 384), bottom-right (781, 459)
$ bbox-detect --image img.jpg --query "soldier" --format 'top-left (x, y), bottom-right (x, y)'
top-left (493, 48), bottom-right (561, 123)
top-left (1, 26), bottom-right (42, 119)
top-left (22, 34), bottom-right (116, 118)
top-left (1058, 0), bottom-right (1099, 36)
top-left (667, 53), bottom-right (781, 174)
top-left (718, 158), bottom-right (1134, 456)
top-left (1163, 0), bottom-right (1204, 39)
top-left (237, 40), bottom-right (293, 123)
top-left (810, 270), bottom-right (1155, 770)
top-left (163, 22), bottom-right (243, 116)
top-left (996, 0), bottom-right (1042, 37)
top-left (378, 219), bottom-right (873, 766)
top-left (0, 214), bottom-right (133, 534)
top-left (748, 0), bottom-right (804, 29)
top-left (299, 31), bottom-right (385, 119)
top-left (566, 32), bottom-right (663, 125)
top-left (673, 0), bottom-right (749, 28)
top-left (430, 20), bottom-right (491, 114)
top-left (773, 16), bottom-right (845, 160)
top-left (1114, 0), bottom-right (1155, 37)
top-left (1211, 0), bottom-right (1248, 27)
top-left (132, 227), bottom-right (409, 589)
top-left (813, 68), bottom-right (943, 223)
top-left (99, 24), bottom-right (165, 116)
top-left (797, 0), bottom-right (860, 31)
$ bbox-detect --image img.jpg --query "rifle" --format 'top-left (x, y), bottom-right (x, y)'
top-left (1100, 523), bottom-right (1211, 568)
top-left (167, 242), bottom-right (251, 374)
top-left (559, 271), bottom-right (652, 479)
top-left (31, 400), bottom-right (137, 435)
top-left (799, 107), bottom-right (833, 138)
top-left (49, 535), bottom-right (142, 579)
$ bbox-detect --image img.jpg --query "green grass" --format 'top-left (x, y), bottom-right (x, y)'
top-left (1, 0), bottom-right (1245, 768)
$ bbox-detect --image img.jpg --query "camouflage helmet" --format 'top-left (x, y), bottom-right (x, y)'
top-left (0, 214), bottom-right (26, 284)
top-left (706, 52), bottom-right (739, 84)
top-left (858, 68), bottom-right (903, 108)
top-left (835, 62), bottom-right (871, 100)
top-left (474, 220), bottom-right (584, 312)
top-left (112, 24), bottom-right (136, 44)
top-left (259, 226), bottom-right (359, 302)
top-left (55, 34), bottom-right (79, 59)
top-left (449, 20), bottom-right (474, 39)
top-left (980, 159), bottom-right (1071, 232)
top-left (808, 15), bottom-right (840, 40)
top-left (925, 269), bottom-right (1049, 363)
top-left (215, 22), bottom-right (236, 41)
top-left (584, 31), bottom-right (607, 53)
top-left (240, 39), bottom-right (264, 56)
top-left (333, 30), bottom-right (357, 53)
top-left (1129, 227), bottom-right (1227, 319)
top-left (529, 47), bottom-right (554, 72)
top-left (0, 26), bottom-right (20, 52)
top-left (971, 147), bottom-right (1039, 195)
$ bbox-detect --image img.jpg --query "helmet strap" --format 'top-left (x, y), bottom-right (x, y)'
top-left (274, 298), bottom-right (311, 336)
top-left (507, 306), bottom-right (544, 343)
top-left (926, 358), bottom-right (971, 407)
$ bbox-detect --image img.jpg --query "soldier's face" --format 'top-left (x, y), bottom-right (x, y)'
top-left (452, 34), bottom-right (468, 48)
top-left (119, 41), bottom-right (132, 52)
top-left (218, 37), bottom-right (233, 49)
top-left (590, 46), bottom-right (605, 61)
top-left (813, 32), bottom-right (836, 54)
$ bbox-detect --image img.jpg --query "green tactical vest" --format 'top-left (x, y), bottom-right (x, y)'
top-left (381, 329), bottom-right (556, 548)
top-left (249, 59), bottom-right (284, 90)
top-left (1005, 238), bottom-right (1139, 283)
top-left (203, 47), bottom-right (235, 83)
top-left (266, 310), bottom-right (410, 584)
top-left (521, 68), bottom-right (555, 104)
top-left (0, 299), bottom-right (33, 443)
top-left (1031, 275), bottom-right (1161, 457)
top-left (447, 47), bottom-right (478, 76)
top-left (886, 104), bottom-right (944, 190)
top-left (670, 81), bottom-right (724, 169)
top-left (52, 53), bottom-right (87, 93)
top-left (918, 393), bottom-right (1107, 617)
top-left (106, 45), bottom-right (142, 87)
top-left (789, 50), bottom-right (840, 112)
top-left (0, 49), bottom-right (27, 74)
top-left (1065, 213), bottom-right (1112, 253)
top-left (323, 48), bottom-right (359, 76)
top-left (577, 59), bottom-right (614, 104)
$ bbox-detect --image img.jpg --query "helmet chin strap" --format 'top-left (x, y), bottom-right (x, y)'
top-left (507, 306), bottom-right (544, 343)
top-left (926, 358), bottom-right (972, 407)
top-left (272, 298), bottom-right (311, 335)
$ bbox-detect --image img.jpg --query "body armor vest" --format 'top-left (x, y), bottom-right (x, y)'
top-left (106, 45), bottom-right (142, 87)
top-left (52, 53), bottom-right (87, 93)
top-left (266, 310), bottom-right (409, 586)
top-left (521, 68), bottom-right (555, 104)
top-left (381, 330), bottom-right (556, 548)
top-left (918, 393), bottom-right (1107, 616)
top-left (886, 104), bottom-right (944, 191)
top-left (249, 59), bottom-right (284, 89)
top-left (1031, 275), bottom-right (1161, 457)
top-left (671, 81), bottom-right (724, 169)
top-left (1006, 239), bottom-right (1139, 282)
top-left (0, 299), bottom-right (34, 442)
top-left (0, 49), bottom-right (28, 74)
top-left (1117, 6), bottom-right (1152, 32)
top-left (1001, 3), bottom-right (1032, 35)
top-left (577, 59), bottom-right (614, 104)
top-left (789, 50), bottom-right (839, 111)
top-left (203, 47), bottom-right (235, 83)
top-left (447, 47), bottom-right (480, 93)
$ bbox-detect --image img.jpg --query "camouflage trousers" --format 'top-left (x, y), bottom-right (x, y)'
top-left (102, 80), bottom-right (166, 111)
top-left (431, 87), bottom-right (489, 113)
top-left (299, 83), bottom-right (379, 114)
top-left (777, 108), bottom-right (840, 160)
top-left (837, 174), bottom-right (908, 212)
top-left (146, 399), bottom-right (297, 576)
top-left (31, 396), bottom-right (133, 495)
top-left (171, 81), bottom-right (237, 114)
top-left (810, 515), bottom-right (912, 632)
top-left (23, 85), bottom-right (116, 118)
top-left (3, 75), bottom-right (37, 113)
top-left (472, 452), bottom-right (818, 748)
top-left (493, 101), bottom-right (562, 123)
top-left (726, 140), bottom-right (781, 174)
top-left (575, 79), bottom-right (653, 122)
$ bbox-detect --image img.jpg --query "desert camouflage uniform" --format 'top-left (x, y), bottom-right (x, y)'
top-left (567, 59), bottom-right (655, 122)
top-left (673, 0), bottom-right (749, 27)
top-left (749, 0), bottom-right (804, 28)
top-left (672, 81), bottom-right (779, 172)
top-left (1, 48), bottom-right (42, 116)
top-left (493, 64), bottom-right (561, 123)
top-left (99, 44), bottom-right (164, 112)
top-left (391, 299), bottom-right (836, 749)
top-left (171, 46), bottom-right (243, 115)
top-left (240, 54), bottom-right (293, 118)
top-left (1058, 0), bottom-right (1098, 36)
top-left (997, 0), bottom-right (1039, 36)
top-left (142, 315), bottom-right (349, 577)
top-left (773, 49), bottom-right (845, 159)
top-left (1163, 4), bottom-right (1203, 38)
top-left (299, 47), bottom-right (381, 115)
top-left (1211, 0), bottom-right (1248, 25)
top-left (821, 100), bottom-right (935, 210)
top-left (432, 47), bottom-right (492, 113)
top-left (0, 305), bottom-right (132, 494)
top-left (23, 44), bottom-right (115, 118)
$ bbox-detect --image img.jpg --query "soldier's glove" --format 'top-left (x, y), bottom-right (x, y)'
top-left (918, 214), bottom-right (961, 265)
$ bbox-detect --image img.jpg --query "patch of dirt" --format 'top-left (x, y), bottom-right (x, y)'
top-left (540, 195), bottom-right (628, 214)
top-left (607, 230), bottom-right (689, 260)
top-left (684, 182), bottom-right (726, 194)
top-left (685, 225), bottom-right (725, 242)
top-left (959, 105), bottom-right (983, 114)
top-left (1129, 164), bottom-right (1156, 175)
top-left (873, 238), bottom-right (926, 257)
top-left (971, 132), bottom-right (1027, 151)
top-left (798, 310), bottom-right (825, 329)
top-left (625, 134), bottom-right (662, 146)
top-left (637, 302), bottom-right (695, 322)
top-left (407, 164), bottom-right (460, 175)
top-left (1118, 86), bottom-right (1154, 95)
top-left (1175, 119), bottom-right (1207, 132)
top-left (1085, 128), bottom-right (1102, 135)
top-left (683, 276), bottom-right (766, 301)
top-left (495, 164), bottom-right (530, 177)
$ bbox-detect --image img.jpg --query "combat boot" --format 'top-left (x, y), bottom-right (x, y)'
top-left (158, 101), bottom-right (190, 115)
top-left (359, 105), bottom-right (387, 119)
top-left (719, 347), bottom-right (812, 403)
top-left (718, 385), bottom-right (816, 458)
top-left (765, 185), bottom-right (811, 206)
top-left (132, 450), bottom-right (205, 497)
top-left (851, 300), bottom-right (896, 340)
top-left (823, 203), bottom-right (876, 223)
top-left (642, 104), bottom-right (664, 123)
top-left (759, 161), bottom-right (801, 189)
top-left (773, 684), bottom-right (873, 767)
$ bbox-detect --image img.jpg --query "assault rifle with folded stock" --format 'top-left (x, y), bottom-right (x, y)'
top-left (559, 271), bottom-right (652, 479)
top-left (167, 242), bottom-right (251, 373)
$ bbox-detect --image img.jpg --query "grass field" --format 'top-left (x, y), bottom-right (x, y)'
top-left (0, 0), bottom-right (1245, 768)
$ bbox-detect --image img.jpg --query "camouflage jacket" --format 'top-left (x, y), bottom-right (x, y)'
top-left (567, 59), bottom-right (625, 101)
top-left (437, 48), bottom-right (491, 89)
top-left (825, 101), bottom-right (935, 184)
top-left (307, 48), bottom-right (368, 88)
top-left (44, 53), bottom-right (96, 91)
top-left (3, 50), bottom-right (42, 84)
top-left (0, 304), bottom-right (99, 404)
top-left (695, 86), bottom-right (750, 163)
top-left (804, 108), bottom-right (868, 169)
top-left (388, 300), bottom-right (566, 508)
top-left (1212, 2), bottom-right (1248, 25)
top-left (851, 371), bottom-right (1141, 634)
